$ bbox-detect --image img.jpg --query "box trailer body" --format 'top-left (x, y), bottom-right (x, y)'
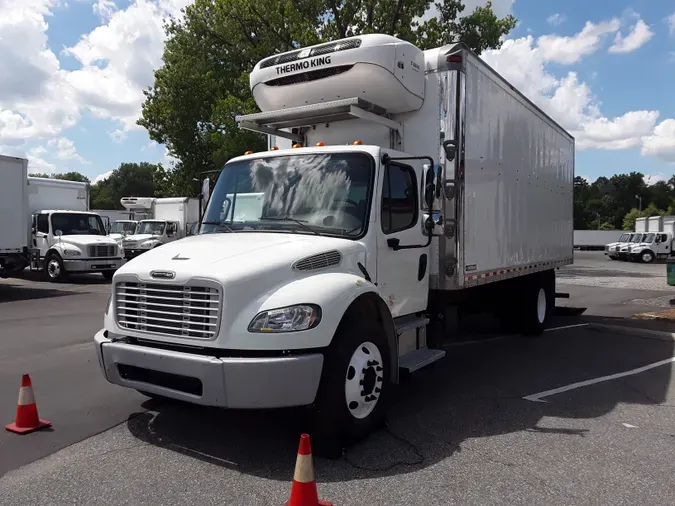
top-left (574, 230), bottom-right (623, 250)
top-left (27, 177), bottom-right (89, 212)
top-left (95, 34), bottom-right (574, 447)
top-left (635, 217), bottom-right (647, 233)
top-left (0, 155), bottom-right (29, 276)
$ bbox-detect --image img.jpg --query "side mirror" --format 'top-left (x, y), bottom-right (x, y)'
top-left (31, 227), bottom-right (35, 234)
top-left (54, 230), bottom-right (63, 237)
top-left (424, 165), bottom-right (435, 211)
top-left (442, 140), bottom-right (457, 162)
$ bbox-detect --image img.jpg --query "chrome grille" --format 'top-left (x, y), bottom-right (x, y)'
top-left (123, 240), bottom-right (137, 249)
top-left (115, 282), bottom-right (221, 339)
top-left (293, 250), bottom-right (342, 271)
top-left (89, 244), bottom-right (117, 257)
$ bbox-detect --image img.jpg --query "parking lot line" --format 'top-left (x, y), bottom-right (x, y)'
top-left (445, 323), bottom-right (589, 348)
top-left (544, 323), bottom-right (588, 332)
top-left (523, 356), bottom-right (675, 403)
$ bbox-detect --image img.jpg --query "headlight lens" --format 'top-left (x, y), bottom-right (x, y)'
top-left (248, 304), bottom-right (321, 333)
top-left (63, 249), bottom-right (81, 256)
top-left (140, 241), bottom-right (155, 248)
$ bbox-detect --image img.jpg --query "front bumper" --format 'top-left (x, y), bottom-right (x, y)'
top-left (94, 330), bottom-right (324, 408)
top-left (63, 258), bottom-right (121, 272)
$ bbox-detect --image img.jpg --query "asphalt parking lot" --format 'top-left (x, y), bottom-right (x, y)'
top-left (1, 252), bottom-right (674, 505)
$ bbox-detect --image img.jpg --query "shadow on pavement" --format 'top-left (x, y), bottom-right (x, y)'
top-left (126, 321), bottom-right (673, 482)
top-left (13, 270), bottom-right (110, 285)
top-left (557, 267), bottom-right (658, 279)
top-left (0, 284), bottom-right (75, 303)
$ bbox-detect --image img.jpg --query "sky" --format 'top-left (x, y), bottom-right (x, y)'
top-left (0, 0), bottom-right (674, 186)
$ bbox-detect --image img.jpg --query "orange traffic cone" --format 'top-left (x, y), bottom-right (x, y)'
top-left (5, 374), bottom-right (51, 434)
top-left (284, 434), bottom-right (333, 506)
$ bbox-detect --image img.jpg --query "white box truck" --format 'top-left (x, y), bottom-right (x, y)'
top-left (574, 230), bottom-right (622, 250)
top-left (120, 197), bottom-right (199, 260)
top-left (0, 155), bottom-right (30, 278)
top-left (94, 35), bottom-right (574, 446)
top-left (27, 177), bottom-right (123, 281)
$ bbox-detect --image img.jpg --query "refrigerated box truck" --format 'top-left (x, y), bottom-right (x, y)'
top-left (0, 155), bottom-right (29, 278)
top-left (120, 197), bottom-right (199, 259)
top-left (27, 177), bottom-right (122, 281)
top-left (94, 34), bottom-right (574, 447)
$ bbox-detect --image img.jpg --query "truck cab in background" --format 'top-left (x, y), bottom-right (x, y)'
top-left (108, 220), bottom-right (138, 245)
top-left (30, 210), bottom-right (122, 281)
top-left (121, 197), bottom-right (199, 260)
top-left (628, 229), bottom-right (674, 263)
top-left (617, 233), bottom-right (645, 260)
top-left (604, 232), bottom-right (631, 260)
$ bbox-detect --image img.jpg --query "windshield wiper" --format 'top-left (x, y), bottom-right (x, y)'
top-left (201, 221), bottom-right (235, 233)
top-left (262, 216), bottom-right (320, 236)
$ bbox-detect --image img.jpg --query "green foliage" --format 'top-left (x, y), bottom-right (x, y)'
top-left (90, 163), bottom-right (172, 209)
top-left (575, 172), bottom-right (675, 231)
top-left (138, 0), bottom-right (517, 192)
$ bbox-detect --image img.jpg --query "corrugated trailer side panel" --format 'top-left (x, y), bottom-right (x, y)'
top-left (0, 155), bottom-right (29, 254)
top-left (460, 53), bottom-right (574, 286)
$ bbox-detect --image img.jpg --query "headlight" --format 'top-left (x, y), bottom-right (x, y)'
top-left (248, 304), bottom-right (322, 333)
top-left (140, 241), bottom-right (155, 248)
top-left (62, 249), bottom-right (81, 256)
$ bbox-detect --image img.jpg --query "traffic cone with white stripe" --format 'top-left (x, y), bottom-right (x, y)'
top-left (284, 434), bottom-right (333, 506)
top-left (5, 374), bottom-right (51, 434)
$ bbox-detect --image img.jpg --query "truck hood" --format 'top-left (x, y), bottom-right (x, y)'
top-left (116, 232), bottom-right (365, 281)
top-left (61, 235), bottom-right (117, 247)
top-left (123, 234), bottom-right (158, 243)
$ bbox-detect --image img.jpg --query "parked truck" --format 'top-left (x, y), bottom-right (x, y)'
top-left (120, 197), bottom-right (199, 260)
top-left (0, 155), bottom-right (30, 278)
top-left (94, 35), bottom-right (574, 446)
top-left (574, 230), bottom-right (622, 250)
top-left (27, 177), bottom-right (123, 281)
top-left (626, 219), bottom-right (675, 263)
top-left (604, 232), bottom-right (632, 260)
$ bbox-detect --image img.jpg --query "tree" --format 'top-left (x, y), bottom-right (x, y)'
top-left (90, 162), bottom-right (169, 209)
top-left (622, 208), bottom-right (640, 231)
top-left (138, 0), bottom-right (517, 193)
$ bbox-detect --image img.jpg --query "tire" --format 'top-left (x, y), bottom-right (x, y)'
top-left (518, 273), bottom-right (553, 337)
top-left (640, 251), bottom-right (655, 264)
top-left (310, 316), bottom-right (391, 456)
top-left (44, 252), bottom-right (67, 283)
top-left (102, 270), bottom-right (115, 281)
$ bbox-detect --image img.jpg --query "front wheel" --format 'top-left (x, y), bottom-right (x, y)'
top-left (44, 253), bottom-right (67, 283)
top-left (640, 251), bottom-right (655, 264)
top-left (311, 317), bottom-right (390, 456)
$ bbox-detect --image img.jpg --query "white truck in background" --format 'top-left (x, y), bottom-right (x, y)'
top-left (94, 34), bottom-right (574, 447)
top-left (120, 197), bottom-right (199, 260)
top-left (574, 230), bottom-right (622, 250)
top-left (627, 219), bottom-right (675, 263)
top-left (0, 155), bottom-right (30, 278)
top-left (604, 232), bottom-right (632, 260)
top-left (28, 177), bottom-right (122, 282)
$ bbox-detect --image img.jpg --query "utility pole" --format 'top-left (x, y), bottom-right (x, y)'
top-left (635, 194), bottom-right (642, 212)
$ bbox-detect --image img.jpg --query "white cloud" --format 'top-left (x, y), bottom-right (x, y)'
top-left (418, 0), bottom-right (514, 24)
top-left (110, 129), bottom-right (127, 143)
top-left (93, 0), bottom-right (117, 20)
top-left (481, 29), bottom-right (661, 152)
top-left (537, 19), bottom-right (620, 64)
top-left (644, 173), bottom-right (667, 185)
top-left (27, 146), bottom-right (56, 174)
top-left (608, 19), bottom-right (653, 53)
top-left (47, 136), bottom-right (89, 163)
top-left (667, 13), bottom-right (675, 36)
top-left (93, 169), bottom-right (114, 184)
top-left (641, 120), bottom-right (675, 164)
top-left (547, 13), bottom-right (566, 26)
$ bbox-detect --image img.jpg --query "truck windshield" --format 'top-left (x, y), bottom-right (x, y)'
top-left (630, 234), bottom-right (643, 243)
top-left (643, 233), bottom-right (655, 243)
top-left (110, 221), bottom-right (137, 234)
top-left (619, 234), bottom-right (630, 242)
top-left (138, 221), bottom-right (165, 235)
top-left (202, 153), bottom-right (374, 238)
top-left (51, 213), bottom-right (107, 236)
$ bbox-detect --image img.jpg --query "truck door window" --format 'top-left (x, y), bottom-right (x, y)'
top-left (381, 163), bottom-right (418, 234)
top-left (167, 223), bottom-right (177, 236)
top-left (37, 214), bottom-right (49, 234)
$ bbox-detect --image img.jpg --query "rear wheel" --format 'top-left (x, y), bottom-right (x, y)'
top-left (519, 273), bottom-right (553, 337)
top-left (310, 316), bottom-right (390, 457)
top-left (640, 251), bottom-right (655, 263)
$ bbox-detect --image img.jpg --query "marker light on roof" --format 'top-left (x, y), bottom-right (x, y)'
top-left (315, 141), bottom-right (325, 146)
top-left (244, 150), bottom-right (254, 155)
top-left (270, 146), bottom-right (279, 150)
top-left (292, 143), bottom-right (303, 148)
top-left (353, 140), bottom-right (363, 145)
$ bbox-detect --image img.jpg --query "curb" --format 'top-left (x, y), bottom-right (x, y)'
top-left (588, 322), bottom-right (675, 342)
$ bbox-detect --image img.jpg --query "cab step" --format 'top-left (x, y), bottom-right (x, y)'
top-left (399, 347), bottom-right (446, 373)
top-left (394, 315), bottom-right (430, 335)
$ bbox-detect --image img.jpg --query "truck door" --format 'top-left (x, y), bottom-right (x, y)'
top-left (34, 213), bottom-right (51, 257)
top-left (375, 157), bottom-right (430, 317)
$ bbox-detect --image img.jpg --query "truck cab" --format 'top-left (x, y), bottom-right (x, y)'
top-left (122, 219), bottom-right (180, 259)
top-left (604, 232), bottom-right (631, 260)
top-left (31, 210), bottom-right (122, 281)
top-left (108, 220), bottom-right (138, 244)
top-left (628, 232), bottom-right (674, 263)
top-left (617, 233), bottom-right (644, 260)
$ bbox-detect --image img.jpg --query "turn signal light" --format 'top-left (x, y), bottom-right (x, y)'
top-left (244, 150), bottom-right (254, 155)
top-left (353, 140), bottom-right (363, 145)
top-left (270, 146), bottom-right (279, 150)
top-left (315, 141), bottom-right (325, 146)
top-left (292, 143), bottom-right (303, 148)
